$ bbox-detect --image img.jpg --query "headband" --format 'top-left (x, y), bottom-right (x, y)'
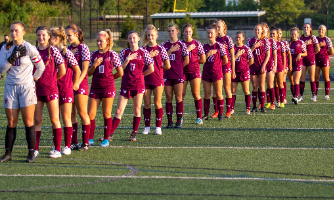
top-left (66, 27), bottom-right (77, 33)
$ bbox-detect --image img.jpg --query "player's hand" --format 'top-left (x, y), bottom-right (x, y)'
top-left (296, 53), bottom-right (302, 62)
top-left (232, 71), bottom-right (236, 79)
top-left (253, 41), bottom-right (262, 49)
top-left (70, 48), bottom-right (78, 55)
top-left (169, 44), bottom-right (180, 54)
top-left (305, 40), bottom-right (312, 45)
top-left (187, 44), bottom-right (195, 52)
top-left (93, 57), bottom-right (103, 68)
top-left (209, 50), bottom-right (217, 56)
top-left (7, 45), bottom-right (27, 64)
top-left (289, 64), bottom-right (292, 72)
top-left (73, 83), bottom-right (79, 91)
top-left (126, 52), bottom-right (138, 62)
top-left (273, 66), bottom-right (277, 74)
top-left (149, 50), bottom-right (159, 58)
top-left (319, 41), bottom-right (326, 47)
top-left (236, 49), bottom-right (245, 58)
top-left (260, 66), bottom-right (266, 74)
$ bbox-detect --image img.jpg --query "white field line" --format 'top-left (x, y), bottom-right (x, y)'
top-left (0, 174), bottom-right (333, 182)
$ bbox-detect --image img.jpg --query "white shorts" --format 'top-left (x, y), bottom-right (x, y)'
top-left (3, 81), bottom-right (37, 109)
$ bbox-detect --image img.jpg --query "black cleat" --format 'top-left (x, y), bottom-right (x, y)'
top-left (26, 152), bottom-right (35, 163)
top-left (174, 121), bottom-right (182, 128)
top-left (129, 133), bottom-right (136, 141)
top-left (202, 115), bottom-right (209, 120)
top-left (251, 106), bottom-right (258, 112)
top-left (261, 107), bottom-right (266, 113)
top-left (70, 143), bottom-right (79, 150)
top-left (78, 143), bottom-right (89, 151)
top-left (165, 121), bottom-right (173, 128)
top-left (0, 154), bottom-right (11, 163)
top-left (218, 114), bottom-right (224, 121)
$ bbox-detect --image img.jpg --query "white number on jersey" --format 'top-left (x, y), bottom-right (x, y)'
top-left (189, 51), bottom-right (192, 59)
top-left (208, 55), bottom-right (214, 62)
top-left (130, 63), bottom-right (136, 71)
top-left (290, 49), bottom-right (295, 55)
top-left (99, 65), bottom-right (104, 73)
top-left (235, 56), bottom-right (241, 62)
top-left (255, 49), bottom-right (261, 55)
top-left (12, 59), bottom-right (20, 66)
top-left (169, 54), bottom-right (175, 61)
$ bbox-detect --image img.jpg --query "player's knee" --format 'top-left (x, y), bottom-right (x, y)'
top-left (103, 112), bottom-right (111, 119)
top-left (154, 101), bottom-right (162, 109)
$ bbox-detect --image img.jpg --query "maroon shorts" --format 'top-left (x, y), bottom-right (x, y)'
top-left (250, 68), bottom-right (266, 75)
top-left (292, 64), bottom-right (303, 72)
top-left (164, 79), bottom-right (184, 86)
top-left (316, 57), bottom-right (330, 68)
top-left (119, 89), bottom-right (145, 99)
top-left (145, 83), bottom-right (164, 90)
top-left (303, 59), bottom-right (315, 67)
top-left (232, 71), bottom-right (250, 82)
top-left (202, 76), bottom-right (223, 83)
top-left (266, 60), bottom-right (274, 72)
top-left (37, 93), bottom-right (59, 103)
top-left (183, 72), bottom-right (201, 82)
top-left (89, 90), bottom-right (116, 99)
top-left (276, 64), bottom-right (285, 73)
top-left (222, 63), bottom-right (232, 74)
top-left (59, 93), bottom-right (74, 105)
top-left (74, 85), bottom-right (89, 96)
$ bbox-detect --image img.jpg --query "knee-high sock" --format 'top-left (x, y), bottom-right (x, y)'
top-left (104, 118), bottom-right (113, 140)
top-left (310, 81), bottom-right (316, 96)
top-left (64, 127), bottom-right (73, 148)
top-left (226, 98), bottom-right (231, 113)
top-left (279, 88), bottom-right (284, 103)
top-left (53, 128), bottom-right (62, 152)
top-left (300, 81), bottom-right (305, 96)
top-left (72, 123), bottom-right (78, 144)
top-left (89, 119), bottom-right (95, 140)
top-left (82, 124), bottom-right (91, 145)
top-left (110, 117), bottom-right (121, 135)
top-left (35, 131), bottom-right (41, 151)
top-left (283, 82), bottom-right (287, 100)
top-left (290, 84), bottom-right (295, 97)
top-left (176, 101), bottom-right (184, 123)
top-left (266, 88), bottom-right (271, 103)
top-left (143, 108), bottom-right (151, 127)
top-left (245, 95), bottom-right (251, 110)
top-left (294, 84), bottom-right (300, 98)
top-left (155, 108), bottom-right (163, 128)
top-left (5, 127), bottom-right (16, 155)
top-left (325, 81), bottom-right (331, 96)
top-left (165, 102), bottom-right (173, 123)
top-left (252, 91), bottom-right (258, 107)
top-left (217, 99), bottom-right (224, 115)
top-left (231, 95), bottom-right (236, 110)
top-left (315, 82), bottom-right (319, 95)
top-left (204, 99), bottom-right (210, 115)
top-left (275, 87), bottom-right (280, 102)
top-left (212, 97), bottom-right (218, 113)
top-left (195, 99), bottom-right (202, 119)
top-left (260, 92), bottom-right (266, 107)
top-left (25, 125), bottom-right (35, 152)
top-left (270, 88), bottom-right (275, 104)
top-left (132, 117), bottom-right (141, 135)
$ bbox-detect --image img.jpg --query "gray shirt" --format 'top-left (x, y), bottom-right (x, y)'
top-left (0, 41), bottom-right (45, 85)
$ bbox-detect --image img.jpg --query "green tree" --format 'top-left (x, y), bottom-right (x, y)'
top-left (176, 13), bottom-right (198, 39)
top-left (120, 15), bottom-right (137, 39)
top-left (237, 0), bottom-right (259, 11)
top-left (261, 0), bottom-right (304, 26)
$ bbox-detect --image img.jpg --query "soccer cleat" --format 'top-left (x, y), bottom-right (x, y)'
top-left (279, 103), bottom-right (285, 108)
top-left (230, 110), bottom-right (234, 114)
top-left (202, 115), bottom-right (209, 120)
top-left (88, 139), bottom-right (94, 146)
top-left (34, 150), bottom-right (40, 157)
top-left (99, 136), bottom-right (113, 142)
top-left (292, 97), bottom-right (298, 104)
top-left (211, 112), bottom-right (218, 118)
top-left (311, 96), bottom-right (317, 102)
top-left (264, 103), bottom-right (271, 109)
top-left (49, 150), bottom-right (62, 158)
top-left (325, 95), bottom-right (330, 100)
top-left (62, 146), bottom-right (71, 155)
top-left (49, 147), bottom-right (55, 154)
top-left (78, 143), bottom-right (89, 151)
top-left (261, 107), bottom-right (266, 113)
top-left (174, 121), bottom-right (182, 128)
top-left (155, 127), bottom-right (162, 135)
top-left (165, 121), bottom-right (173, 128)
top-left (130, 133), bottom-right (136, 141)
top-left (218, 114), bottom-right (224, 121)
top-left (0, 154), bottom-right (12, 162)
top-left (251, 106), bottom-right (258, 112)
top-left (142, 127), bottom-right (150, 135)
top-left (246, 109), bottom-right (250, 115)
top-left (225, 112), bottom-right (231, 118)
top-left (283, 99), bottom-right (287, 104)
top-left (196, 118), bottom-right (203, 124)
top-left (298, 95), bottom-right (303, 102)
top-left (100, 139), bottom-right (110, 147)
top-left (26, 152), bottom-right (35, 163)
top-left (270, 104), bottom-right (275, 110)
top-left (258, 104), bottom-right (262, 109)
top-left (70, 143), bottom-right (79, 150)
top-left (275, 102), bottom-right (280, 107)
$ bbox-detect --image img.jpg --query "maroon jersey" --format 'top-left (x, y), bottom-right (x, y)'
top-left (89, 50), bottom-right (122, 92)
top-left (290, 40), bottom-right (306, 67)
top-left (202, 42), bottom-right (226, 78)
top-left (234, 44), bottom-right (253, 73)
top-left (283, 40), bottom-right (290, 70)
top-left (161, 40), bottom-right (189, 79)
top-left (142, 44), bottom-right (169, 86)
top-left (316, 36), bottom-right (333, 59)
top-left (266, 38), bottom-right (277, 69)
top-left (181, 39), bottom-right (205, 73)
top-left (246, 37), bottom-right (270, 70)
top-left (36, 46), bottom-right (64, 96)
top-left (216, 35), bottom-right (234, 71)
top-left (119, 47), bottom-right (153, 90)
top-left (299, 35), bottom-right (318, 62)
top-left (58, 49), bottom-right (78, 96)
top-left (276, 41), bottom-right (286, 72)
top-left (67, 43), bottom-right (90, 89)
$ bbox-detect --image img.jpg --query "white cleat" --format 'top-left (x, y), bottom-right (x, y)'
top-left (230, 110), bottom-right (234, 114)
top-left (325, 95), bottom-right (330, 100)
top-left (49, 147), bottom-right (55, 155)
top-left (298, 96), bottom-right (303, 102)
top-left (34, 150), bottom-right (39, 158)
top-left (62, 146), bottom-right (71, 155)
top-left (49, 150), bottom-right (62, 158)
top-left (155, 127), bottom-right (162, 135)
top-left (310, 96), bottom-right (317, 102)
top-left (142, 127), bottom-right (150, 135)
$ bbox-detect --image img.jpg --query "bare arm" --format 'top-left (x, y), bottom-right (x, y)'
top-left (163, 59), bottom-right (171, 71)
top-left (314, 43), bottom-right (320, 54)
top-left (248, 57), bottom-right (254, 66)
top-left (56, 63), bottom-right (66, 80)
top-left (261, 50), bottom-right (270, 73)
top-left (328, 47), bottom-right (334, 55)
top-left (77, 61), bottom-right (89, 85)
top-left (222, 55), bottom-right (228, 65)
top-left (113, 67), bottom-right (124, 79)
top-left (198, 54), bottom-right (206, 64)
top-left (273, 50), bottom-right (277, 72)
top-left (282, 52), bottom-right (286, 71)
top-left (72, 65), bottom-right (81, 91)
top-left (143, 63), bottom-right (154, 76)
top-left (183, 55), bottom-right (189, 67)
top-left (230, 48), bottom-right (235, 74)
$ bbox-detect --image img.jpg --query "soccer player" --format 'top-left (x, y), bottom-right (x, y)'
top-left (108, 30), bottom-right (154, 142)
top-left (50, 27), bottom-right (81, 155)
top-left (181, 23), bottom-right (206, 124)
top-left (0, 21), bottom-right (45, 163)
top-left (231, 31), bottom-right (254, 114)
top-left (88, 30), bottom-right (123, 147)
top-left (141, 25), bottom-right (170, 135)
top-left (202, 25), bottom-right (228, 121)
top-left (299, 23), bottom-right (320, 102)
top-left (277, 28), bottom-right (290, 104)
top-left (34, 26), bottom-right (65, 158)
top-left (262, 23), bottom-right (277, 110)
top-left (290, 27), bottom-right (307, 104)
top-left (66, 24), bottom-right (91, 151)
top-left (162, 23), bottom-right (189, 128)
top-left (216, 20), bottom-right (235, 117)
top-left (315, 25), bottom-right (333, 100)
top-left (246, 24), bottom-right (271, 112)
top-left (271, 27), bottom-right (286, 108)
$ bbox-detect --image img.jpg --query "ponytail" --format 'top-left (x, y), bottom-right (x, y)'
top-left (140, 24), bottom-right (158, 47)
top-left (51, 27), bottom-right (67, 56)
top-left (66, 24), bottom-right (85, 44)
top-left (98, 29), bottom-right (113, 50)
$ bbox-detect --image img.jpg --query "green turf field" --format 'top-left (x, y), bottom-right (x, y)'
top-left (0, 47), bottom-right (334, 199)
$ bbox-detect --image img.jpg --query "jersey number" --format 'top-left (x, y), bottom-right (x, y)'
top-left (13, 59), bottom-right (20, 66)
top-left (235, 56), bottom-right (241, 62)
top-left (130, 63), bottom-right (135, 71)
top-left (208, 55), bottom-right (214, 62)
top-left (255, 49), bottom-right (260, 55)
top-left (189, 52), bottom-right (192, 59)
top-left (290, 49), bottom-right (295, 55)
top-left (99, 65), bottom-right (104, 73)
top-left (170, 54), bottom-right (175, 61)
